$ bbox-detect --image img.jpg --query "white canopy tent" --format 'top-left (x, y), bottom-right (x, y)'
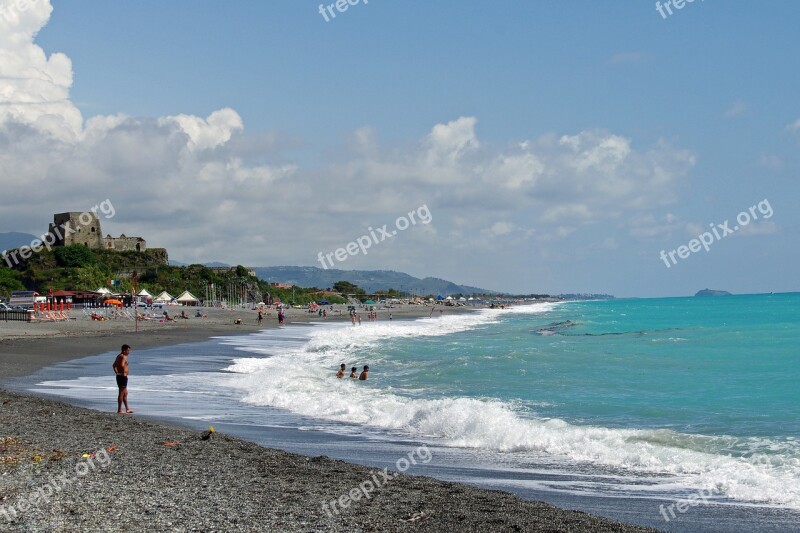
top-left (176, 290), bottom-right (200, 306)
top-left (154, 291), bottom-right (173, 302)
top-left (95, 287), bottom-right (111, 295)
top-left (138, 289), bottom-right (153, 298)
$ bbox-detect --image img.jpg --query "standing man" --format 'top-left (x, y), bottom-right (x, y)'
top-left (358, 365), bottom-right (369, 381)
top-left (112, 344), bottom-right (133, 414)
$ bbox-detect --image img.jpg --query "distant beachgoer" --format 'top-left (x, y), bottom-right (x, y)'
top-left (349, 367), bottom-right (358, 379)
top-left (234, 318), bottom-right (242, 325)
top-left (389, 313), bottom-right (393, 321)
top-left (356, 313), bottom-right (362, 325)
top-left (112, 344), bottom-right (133, 414)
top-left (359, 365), bottom-right (369, 380)
top-left (350, 311), bottom-right (356, 326)
top-left (336, 363), bottom-right (346, 378)
top-left (257, 311), bottom-right (263, 326)
top-left (278, 310), bottom-right (285, 325)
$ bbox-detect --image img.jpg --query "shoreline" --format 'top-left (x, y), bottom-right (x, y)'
top-left (0, 304), bottom-right (666, 531)
top-left (0, 304), bottom-right (455, 378)
top-left (0, 389), bottom-right (660, 532)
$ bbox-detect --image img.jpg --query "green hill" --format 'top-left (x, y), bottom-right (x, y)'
top-left (253, 266), bottom-right (496, 296)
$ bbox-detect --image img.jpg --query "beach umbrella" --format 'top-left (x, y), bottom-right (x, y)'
top-left (105, 299), bottom-right (123, 306)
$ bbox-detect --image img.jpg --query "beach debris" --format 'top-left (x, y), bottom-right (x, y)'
top-left (107, 445), bottom-right (118, 453)
top-left (48, 450), bottom-right (67, 461)
top-left (406, 511), bottom-right (430, 522)
top-left (0, 436), bottom-right (23, 450)
top-left (3, 399), bottom-right (11, 405)
top-left (33, 454), bottom-right (42, 462)
top-left (200, 426), bottom-right (215, 440)
top-left (163, 441), bottom-right (181, 447)
top-left (0, 437), bottom-right (29, 468)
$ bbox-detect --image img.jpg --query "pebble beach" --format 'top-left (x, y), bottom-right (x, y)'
top-left (0, 306), bottom-right (663, 532)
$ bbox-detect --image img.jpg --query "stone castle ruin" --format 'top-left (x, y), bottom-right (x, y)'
top-left (49, 212), bottom-right (147, 252)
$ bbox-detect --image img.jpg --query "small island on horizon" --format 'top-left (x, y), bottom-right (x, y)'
top-left (695, 289), bottom-right (732, 297)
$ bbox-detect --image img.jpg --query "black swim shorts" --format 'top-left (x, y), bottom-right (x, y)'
top-left (116, 374), bottom-right (128, 388)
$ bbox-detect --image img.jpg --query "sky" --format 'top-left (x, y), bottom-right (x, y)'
top-left (0, 0), bottom-right (798, 297)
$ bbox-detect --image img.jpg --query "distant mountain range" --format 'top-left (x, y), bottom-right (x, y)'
top-left (4, 242), bottom-right (494, 294)
top-left (168, 260), bottom-right (229, 267)
top-left (0, 232), bottom-right (37, 253)
top-left (252, 266), bottom-right (497, 296)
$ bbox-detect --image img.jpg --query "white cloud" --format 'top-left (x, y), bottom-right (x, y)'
top-left (758, 153), bottom-right (783, 169)
top-left (158, 108), bottom-right (244, 152)
top-left (0, 1), bottom-right (697, 274)
top-left (627, 213), bottom-right (685, 239)
top-left (734, 221), bottom-right (779, 237)
top-left (723, 100), bottom-right (747, 118)
top-left (590, 237), bottom-right (619, 251)
top-left (426, 116), bottom-right (479, 164)
top-left (0, 0), bottom-right (81, 142)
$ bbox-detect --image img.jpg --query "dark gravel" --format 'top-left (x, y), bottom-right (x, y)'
top-left (0, 389), bottom-right (663, 532)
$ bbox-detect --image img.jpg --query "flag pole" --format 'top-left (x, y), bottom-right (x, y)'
top-left (133, 270), bottom-right (138, 334)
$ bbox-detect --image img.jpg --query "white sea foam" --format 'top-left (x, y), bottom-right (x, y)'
top-left (218, 305), bottom-right (800, 509)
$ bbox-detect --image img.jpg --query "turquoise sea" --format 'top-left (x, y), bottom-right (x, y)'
top-left (19, 293), bottom-right (800, 531)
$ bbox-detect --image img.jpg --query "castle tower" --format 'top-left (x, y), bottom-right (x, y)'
top-left (49, 212), bottom-right (103, 248)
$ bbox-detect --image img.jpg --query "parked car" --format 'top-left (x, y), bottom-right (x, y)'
top-left (0, 302), bottom-right (11, 311)
top-left (8, 290), bottom-right (39, 309)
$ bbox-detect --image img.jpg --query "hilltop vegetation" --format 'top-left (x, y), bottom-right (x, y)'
top-left (0, 245), bottom-right (347, 306)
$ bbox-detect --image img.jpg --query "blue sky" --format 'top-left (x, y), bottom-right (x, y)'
top-left (1, 0), bottom-right (798, 296)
